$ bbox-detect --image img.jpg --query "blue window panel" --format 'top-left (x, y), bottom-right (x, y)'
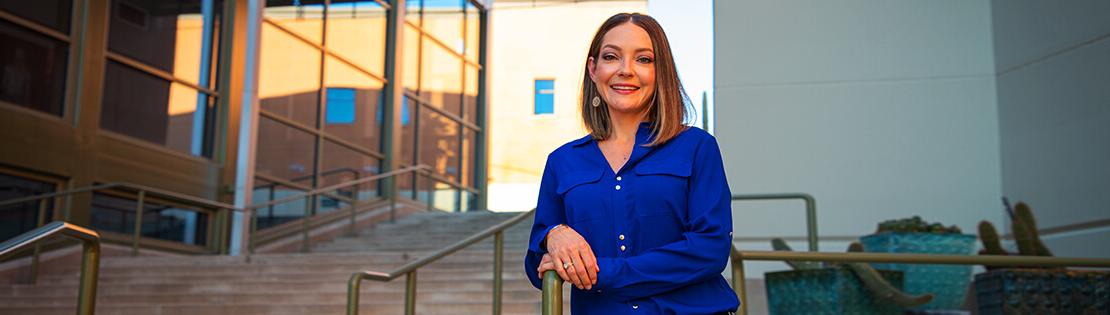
top-left (326, 88), bottom-right (356, 124)
top-left (534, 79), bottom-right (554, 115)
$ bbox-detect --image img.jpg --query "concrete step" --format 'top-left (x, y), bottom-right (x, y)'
top-left (0, 299), bottom-right (571, 315)
top-left (0, 210), bottom-right (550, 314)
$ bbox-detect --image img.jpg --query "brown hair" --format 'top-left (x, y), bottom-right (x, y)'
top-left (581, 13), bottom-right (690, 146)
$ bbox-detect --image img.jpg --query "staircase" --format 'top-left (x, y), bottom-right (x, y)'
top-left (0, 210), bottom-right (565, 315)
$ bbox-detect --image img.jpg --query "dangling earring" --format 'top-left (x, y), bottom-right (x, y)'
top-left (591, 96), bottom-right (601, 108)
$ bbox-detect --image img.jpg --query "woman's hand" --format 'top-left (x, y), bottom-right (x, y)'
top-left (543, 224), bottom-right (599, 290)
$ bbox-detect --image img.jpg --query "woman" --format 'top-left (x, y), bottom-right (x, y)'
top-left (524, 13), bottom-right (739, 315)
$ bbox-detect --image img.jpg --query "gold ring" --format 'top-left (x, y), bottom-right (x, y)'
top-left (562, 262), bottom-right (573, 269)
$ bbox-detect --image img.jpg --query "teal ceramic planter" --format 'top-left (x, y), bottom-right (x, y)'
top-left (765, 266), bottom-right (905, 315)
top-left (861, 232), bottom-right (977, 310)
top-left (975, 268), bottom-right (1110, 314)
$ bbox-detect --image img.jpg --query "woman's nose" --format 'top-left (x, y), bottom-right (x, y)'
top-left (617, 62), bottom-right (633, 77)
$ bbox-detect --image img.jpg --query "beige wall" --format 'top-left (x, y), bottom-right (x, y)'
top-left (487, 1), bottom-right (646, 211)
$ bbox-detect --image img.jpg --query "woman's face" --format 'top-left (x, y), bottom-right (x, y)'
top-left (589, 22), bottom-right (656, 115)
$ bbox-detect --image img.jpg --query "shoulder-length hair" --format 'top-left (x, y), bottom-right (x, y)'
top-left (581, 13), bottom-right (691, 146)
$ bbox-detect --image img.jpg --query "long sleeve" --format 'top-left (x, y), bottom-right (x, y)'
top-left (593, 135), bottom-right (733, 300)
top-left (524, 154), bottom-right (566, 289)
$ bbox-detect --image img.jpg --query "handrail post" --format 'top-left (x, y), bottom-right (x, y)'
top-left (218, 208), bottom-right (230, 254)
top-left (76, 232), bottom-right (101, 315)
top-left (350, 173), bottom-right (361, 235)
top-left (302, 196), bottom-right (312, 252)
top-left (424, 172), bottom-right (432, 212)
top-left (802, 195), bottom-right (817, 252)
top-left (347, 273), bottom-right (364, 315)
top-left (132, 190), bottom-right (146, 256)
top-left (493, 231), bottom-right (503, 315)
top-left (731, 193), bottom-right (819, 251)
top-left (249, 204), bottom-right (259, 254)
top-left (542, 270), bottom-right (563, 315)
top-left (405, 271), bottom-right (417, 315)
top-left (30, 199), bottom-right (48, 284)
top-left (731, 249), bottom-right (748, 315)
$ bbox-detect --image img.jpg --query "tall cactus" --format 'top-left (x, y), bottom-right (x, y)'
top-left (978, 221), bottom-right (1007, 256)
top-left (1013, 202), bottom-right (1052, 256)
top-left (979, 201), bottom-right (1056, 269)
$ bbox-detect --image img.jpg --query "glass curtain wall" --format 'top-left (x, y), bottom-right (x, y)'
top-left (0, 1), bottom-right (73, 117)
top-left (403, 0), bottom-right (481, 212)
top-left (99, 0), bottom-right (224, 158)
top-left (254, 0), bottom-right (388, 229)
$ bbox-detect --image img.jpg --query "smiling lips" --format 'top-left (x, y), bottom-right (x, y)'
top-left (610, 83), bottom-right (640, 95)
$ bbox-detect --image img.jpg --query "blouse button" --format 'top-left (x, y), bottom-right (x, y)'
top-left (620, 245), bottom-right (626, 251)
top-left (616, 176), bottom-right (622, 181)
top-left (619, 234), bottom-right (625, 240)
top-left (632, 304), bottom-right (639, 310)
top-left (615, 185), bottom-right (621, 190)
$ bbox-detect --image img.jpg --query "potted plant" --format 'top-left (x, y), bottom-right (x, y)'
top-left (860, 216), bottom-right (977, 311)
top-left (975, 201), bottom-right (1110, 314)
top-left (764, 239), bottom-right (933, 314)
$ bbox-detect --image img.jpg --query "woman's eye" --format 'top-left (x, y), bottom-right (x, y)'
top-left (602, 54), bottom-right (618, 61)
top-left (637, 56), bottom-right (654, 64)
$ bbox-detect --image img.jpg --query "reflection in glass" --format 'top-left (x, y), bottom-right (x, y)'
top-left (263, 0), bottom-right (325, 45)
top-left (405, 0), bottom-right (422, 26)
top-left (107, 0), bottom-right (223, 88)
top-left (421, 38), bottom-right (463, 116)
top-left (259, 22), bottom-right (322, 127)
top-left (325, 1), bottom-right (386, 77)
top-left (90, 193), bottom-right (210, 246)
top-left (256, 117), bottom-right (317, 182)
top-left (462, 129), bottom-right (476, 188)
top-left (0, 173), bottom-right (56, 240)
top-left (324, 56), bottom-right (384, 148)
top-left (101, 61), bottom-right (215, 156)
top-left (0, 0), bottom-right (73, 33)
top-left (321, 140), bottom-right (379, 210)
top-left (0, 19), bottom-right (68, 116)
top-left (403, 24), bottom-right (421, 92)
top-left (427, 184), bottom-right (459, 212)
top-left (420, 109), bottom-right (460, 182)
top-left (420, 0), bottom-right (463, 55)
top-left (465, 64), bottom-right (478, 123)
top-left (251, 179), bottom-right (310, 230)
top-left (398, 97), bottom-right (417, 198)
top-left (464, 1), bottom-right (479, 62)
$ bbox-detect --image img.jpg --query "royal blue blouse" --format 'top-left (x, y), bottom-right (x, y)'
top-left (524, 123), bottom-right (740, 315)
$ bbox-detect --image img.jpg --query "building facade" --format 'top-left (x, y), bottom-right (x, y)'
top-left (0, 0), bottom-right (489, 254)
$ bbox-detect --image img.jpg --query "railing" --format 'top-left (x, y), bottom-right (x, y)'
top-left (731, 193), bottom-right (818, 251)
top-left (0, 221), bottom-right (101, 315)
top-left (540, 193), bottom-right (821, 314)
top-left (0, 164), bottom-right (443, 280)
top-left (246, 165), bottom-right (434, 253)
top-left (541, 247), bottom-right (1110, 315)
top-left (347, 209), bottom-right (536, 315)
top-left (728, 249), bottom-right (1110, 315)
top-left (0, 182), bottom-right (239, 283)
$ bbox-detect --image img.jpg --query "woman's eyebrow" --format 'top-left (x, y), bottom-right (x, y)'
top-left (601, 44), bottom-right (654, 54)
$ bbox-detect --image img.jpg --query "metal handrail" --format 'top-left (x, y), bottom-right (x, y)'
top-left (539, 193), bottom-right (820, 314)
top-left (0, 221), bottom-right (101, 315)
top-left (732, 193), bottom-right (818, 251)
top-left (0, 182), bottom-right (239, 283)
top-left (247, 164), bottom-right (434, 253)
top-left (542, 245), bottom-right (1110, 315)
top-left (347, 209), bottom-right (536, 315)
top-left (728, 248), bottom-right (1110, 315)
